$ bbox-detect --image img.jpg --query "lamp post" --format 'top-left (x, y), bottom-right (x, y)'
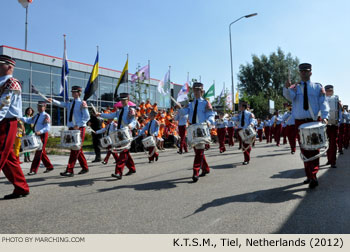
top-left (229, 13), bottom-right (257, 112)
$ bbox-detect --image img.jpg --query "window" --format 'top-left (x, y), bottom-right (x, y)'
top-left (32, 63), bottom-right (50, 73)
top-left (32, 72), bottom-right (51, 95)
top-left (70, 70), bottom-right (85, 79)
top-left (13, 68), bottom-right (31, 93)
top-left (15, 60), bottom-right (30, 70)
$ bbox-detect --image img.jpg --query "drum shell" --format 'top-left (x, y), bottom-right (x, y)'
top-left (100, 136), bottom-right (113, 149)
top-left (187, 123), bottom-right (211, 147)
top-left (298, 122), bottom-right (327, 150)
top-left (238, 126), bottom-right (256, 144)
top-left (328, 95), bottom-right (339, 125)
top-left (21, 135), bottom-right (42, 152)
top-left (60, 130), bottom-right (81, 150)
top-left (142, 136), bottom-right (156, 148)
top-left (110, 128), bottom-right (133, 148)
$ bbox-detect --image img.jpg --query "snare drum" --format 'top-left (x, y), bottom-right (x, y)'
top-left (142, 136), bottom-right (156, 148)
top-left (60, 130), bottom-right (81, 150)
top-left (299, 122), bottom-right (327, 150)
top-left (238, 126), bottom-right (256, 144)
top-left (328, 95), bottom-right (339, 125)
top-left (100, 136), bottom-right (113, 149)
top-left (21, 134), bottom-right (42, 152)
top-left (187, 123), bottom-right (211, 147)
top-left (110, 127), bottom-right (133, 149)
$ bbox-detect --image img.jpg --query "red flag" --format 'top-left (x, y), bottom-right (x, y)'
top-left (18, 0), bottom-right (33, 8)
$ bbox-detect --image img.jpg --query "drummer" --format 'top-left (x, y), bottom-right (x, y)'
top-left (139, 110), bottom-right (159, 163)
top-left (235, 102), bottom-right (254, 165)
top-left (283, 63), bottom-right (329, 189)
top-left (282, 103), bottom-right (296, 154)
top-left (178, 82), bottom-right (215, 182)
top-left (96, 93), bottom-right (136, 179)
top-left (21, 101), bottom-right (54, 175)
top-left (96, 118), bottom-right (119, 165)
top-left (215, 111), bottom-right (228, 153)
top-left (47, 86), bottom-right (90, 177)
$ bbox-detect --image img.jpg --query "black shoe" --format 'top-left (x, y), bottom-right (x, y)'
top-left (325, 161), bottom-right (330, 165)
top-left (199, 171), bottom-right (209, 177)
top-left (242, 161), bottom-right (249, 165)
top-left (309, 179), bottom-right (319, 189)
top-left (177, 151), bottom-right (183, 154)
top-left (192, 176), bottom-right (199, 183)
top-left (303, 178), bottom-right (311, 184)
top-left (27, 171), bottom-right (36, 176)
top-left (331, 164), bottom-right (337, 168)
top-left (291, 151), bottom-right (295, 154)
top-left (60, 171), bottom-right (74, 177)
top-left (339, 150), bottom-right (344, 155)
top-left (43, 169), bottom-right (53, 173)
top-left (149, 160), bottom-right (152, 163)
top-left (111, 173), bottom-right (122, 179)
top-left (155, 156), bottom-right (158, 162)
top-left (125, 170), bottom-right (136, 176)
top-left (92, 159), bottom-right (101, 163)
top-left (3, 192), bottom-right (29, 200)
top-left (102, 161), bottom-right (107, 165)
top-left (78, 169), bottom-right (89, 175)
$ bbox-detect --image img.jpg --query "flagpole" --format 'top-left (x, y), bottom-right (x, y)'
top-left (97, 45), bottom-right (100, 111)
top-left (25, 6), bottom-right (28, 50)
top-left (126, 53), bottom-right (129, 96)
top-left (148, 59), bottom-right (151, 102)
top-left (168, 65), bottom-right (171, 108)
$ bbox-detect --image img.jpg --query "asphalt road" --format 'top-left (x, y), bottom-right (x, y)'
top-left (1, 141), bottom-right (349, 234)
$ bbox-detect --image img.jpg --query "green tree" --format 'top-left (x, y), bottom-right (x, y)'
top-left (237, 47), bottom-right (300, 117)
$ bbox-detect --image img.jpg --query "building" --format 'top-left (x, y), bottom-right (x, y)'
top-left (0, 45), bottom-right (182, 127)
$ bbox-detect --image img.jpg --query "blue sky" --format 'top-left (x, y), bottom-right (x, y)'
top-left (2, 0), bottom-right (350, 105)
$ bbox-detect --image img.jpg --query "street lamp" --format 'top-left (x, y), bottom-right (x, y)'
top-left (229, 13), bottom-right (257, 112)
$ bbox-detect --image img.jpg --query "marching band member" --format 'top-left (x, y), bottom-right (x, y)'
top-left (270, 110), bottom-right (283, 146)
top-left (282, 104), bottom-right (296, 154)
top-left (324, 85), bottom-right (341, 168)
top-left (263, 116), bottom-right (271, 143)
top-left (235, 102), bottom-right (254, 165)
top-left (0, 55), bottom-right (29, 199)
top-left (344, 106), bottom-right (350, 149)
top-left (256, 119), bottom-right (264, 142)
top-left (215, 112), bottom-right (228, 153)
top-left (283, 63), bottom-right (329, 189)
top-left (227, 113), bottom-right (235, 146)
top-left (96, 118), bottom-right (119, 165)
top-left (179, 82), bottom-right (215, 182)
top-left (47, 86), bottom-right (90, 177)
top-left (97, 93), bottom-right (136, 179)
top-left (21, 101), bottom-right (54, 175)
top-left (139, 110), bottom-right (159, 163)
top-left (338, 106), bottom-right (347, 155)
top-left (174, 106), bottom-right (189, 154)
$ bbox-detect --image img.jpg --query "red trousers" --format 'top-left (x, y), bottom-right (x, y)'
top-left (104, 147), bottom-right (119, 163)
top-left (264, 126), bottom-right (271, 143)
top-left (344, 124), bottom-right (350, 149)
top-left (0, 118), bottom-right (29, 195)
top-left (338, 124), bottom-right (345, 151)
top-left (327, 125), bottom-right (338, 165)
top-left (115, 149), bottom-right (135, 175)
top-left (286, 125), bottom-right (296, 152)
top-left (193, 147), bottom-right (209, 176)
top-left (274, 124), bottom-right (282, 145)
top-left (269, 126), bottom-right (274, 143)
top-left (282, 126), bottom-right (287, 144)
top-left (31, 132), bottom-right (53, 173)
top-left (178, 125), bottom-right (188, 152)
top-left (227, 127), bottom-right (234, 146)
top-left (66, 127), bottom-right (88, 173)
top-left (238, 134), bottom-right (251, 162)
top-left (257, 129), bottom-right (263, 142)
top-left (148, 146), bottom-right (159, 161)
top-left (217, 128), bottom-right (227, 152)
top-left (295, 119), bottom-right (319, 180)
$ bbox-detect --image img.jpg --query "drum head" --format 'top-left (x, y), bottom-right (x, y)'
top-left (298, 121), bottom-right (323, 130)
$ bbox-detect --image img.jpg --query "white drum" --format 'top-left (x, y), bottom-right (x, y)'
top-left (110, 127), bottom-right (133, 150)
top-left (238, 126), bottom-right (256, 144)
top-left (142, 136), bottom-right (156, 148)
top-left (299, 122), bottom-right (327, 150)
top-left (60, 130), bottom-right (81, 150)
top-left (100, 136), bottom-right (113, 149)
top-left (21, 135), bottom-right (42, 152)
top-left (187, 123), bottom-right (211, 147)
top-left (328, 95), bottom-right (339, 125)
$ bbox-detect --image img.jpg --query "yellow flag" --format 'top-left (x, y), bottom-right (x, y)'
top-left (235, 91), bottom-right (239, 104)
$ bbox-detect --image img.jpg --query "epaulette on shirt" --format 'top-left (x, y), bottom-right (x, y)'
top-left (3, 78), bottom-right (21, 91)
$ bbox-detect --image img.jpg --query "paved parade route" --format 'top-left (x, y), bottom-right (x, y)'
top-left (1, 142), bottom-right (349, 234)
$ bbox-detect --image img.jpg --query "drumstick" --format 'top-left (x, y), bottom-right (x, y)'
top-left (170, 96), bottom-right (181, 107)
top-left (31, 84), bottom-right (50, 101)
top-left (90, 103), bottom-right (97, 115)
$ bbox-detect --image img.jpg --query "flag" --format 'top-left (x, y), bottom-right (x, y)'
top-left (84, 51), bottom-right (99, 101)
top-left (203, 83), bottom-right (215, 98)
top-left (235, 90), bottom-right (239, 104)
top-left (60, 37), bottom-right (69, 102)
top-left (226, 93), bottom-right (233, 109)
top-left (114, 59), bottom-right (128, 100)
top-left (158, 70), bottom-right (170, 95)
top-left (217, 87), bottom-right (225, 104)
top-left (18, 0), bottom-right (33, 8)
top-left (130, 64), bottom-right (150, 84)
top-left (176, 82), bottom-right (190, 103)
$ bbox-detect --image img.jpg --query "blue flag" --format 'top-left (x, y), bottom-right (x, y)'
top-left (60, 37), bottom-right (69, 102)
